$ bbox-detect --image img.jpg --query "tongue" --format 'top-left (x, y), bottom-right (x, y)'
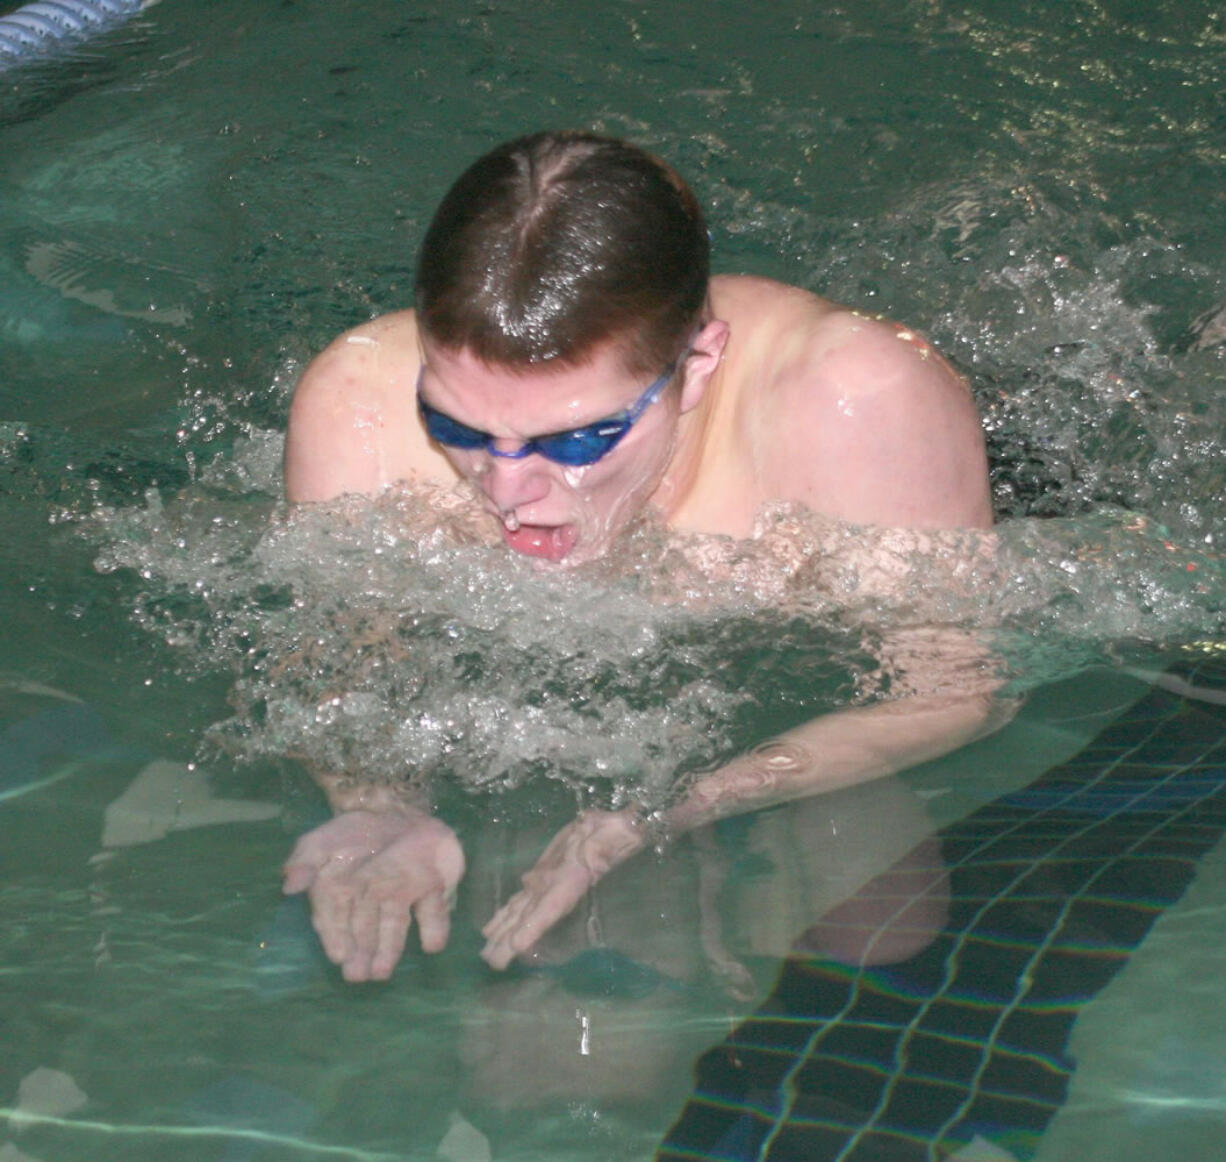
top-left (503, 523), bottom-right (577, 561)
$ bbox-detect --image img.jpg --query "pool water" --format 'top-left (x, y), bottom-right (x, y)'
top-left (2, 1), bottom-right (1225, 1160)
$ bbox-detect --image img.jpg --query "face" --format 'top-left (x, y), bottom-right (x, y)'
top-left (417, 340), bottom-right (693, 565)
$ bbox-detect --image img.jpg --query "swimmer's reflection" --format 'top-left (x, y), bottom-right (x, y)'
top-left (454, 773), bottom-right (949, 1115)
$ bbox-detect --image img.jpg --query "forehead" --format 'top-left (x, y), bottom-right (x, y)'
top-left (419, 339), bottom-right (648, 431)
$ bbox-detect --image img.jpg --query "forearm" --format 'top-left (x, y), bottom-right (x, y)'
top-left (662, 690), bottom-right (1015, 836)
top-left (479, 688), bottom-right (1012, 970)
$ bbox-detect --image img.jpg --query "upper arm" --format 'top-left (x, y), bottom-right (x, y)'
top-left (284, 337), bottom-right (384, 503)
top-left (284, 317), bottom-right (449, 504)
top-left (762, 313), bottom-right (993, 530)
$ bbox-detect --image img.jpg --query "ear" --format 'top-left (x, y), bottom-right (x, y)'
top-left (678, 319), bottom-right (730, 414)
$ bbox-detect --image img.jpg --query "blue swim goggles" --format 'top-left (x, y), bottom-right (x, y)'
top-left (416, 362), bottom-right (676, 468)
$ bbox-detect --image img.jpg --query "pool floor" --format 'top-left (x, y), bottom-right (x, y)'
top-left (658, 659), bottom-right (1226, 1160)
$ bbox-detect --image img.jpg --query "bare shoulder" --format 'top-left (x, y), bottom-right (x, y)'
top-left (719, 284), bottom-right (993, 530)
top-left (284, 310), bottom-right (452, 503)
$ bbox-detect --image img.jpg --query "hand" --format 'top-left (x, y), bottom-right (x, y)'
top-left (283, 808), bottom-right (465, 982)
top-left (480, 808), bottom-right (646, 970)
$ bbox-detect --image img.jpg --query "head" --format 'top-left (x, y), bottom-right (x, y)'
top-left (413, 132), bottom-right (727, 564)
top-left (414, 130), bottom-right (710, 376)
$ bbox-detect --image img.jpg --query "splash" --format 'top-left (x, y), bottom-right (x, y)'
top-left (83, 445), bottom-right (766, 807)
top-left (810, 172), bottom-right (1226, 546)
top-left (78, 421), bottom-right (1223, 814)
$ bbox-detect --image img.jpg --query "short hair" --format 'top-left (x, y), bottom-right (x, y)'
top-left (414, 131), bottom-right (710, 376)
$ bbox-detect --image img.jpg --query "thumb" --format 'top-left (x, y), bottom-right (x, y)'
top-left (282, 861), bottom-right (316, 895)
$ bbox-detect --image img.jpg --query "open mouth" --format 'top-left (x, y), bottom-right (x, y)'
top-left (501, 522), bottom-right (578, 561)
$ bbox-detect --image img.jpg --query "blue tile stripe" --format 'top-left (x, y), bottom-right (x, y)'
top-left (659, 663), bottom-right (1226, 1161)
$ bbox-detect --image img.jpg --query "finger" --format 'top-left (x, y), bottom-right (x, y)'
top-left (482, 908), bottom-right (552, 970)
top-left (511, 878), bottom-right (587, 948)
top-left (481, 882), bottom-right (577, 970)
top-left (479, 889), bottom-right (528, 945)
top-left (482, 931), bottom-right (528, 971)
top-left (368, 900), bottom-right (414, 979)
top-left (340, 896), bottom-right (385, 982)
top-left (480, 877), bottom-right (555, 946)
top-left (341, 951), bottom-right (374, 982)
top-left (310, 879), bottom-right (355, 967)
top-left (480, 935), bottom-right (516, 971)
top-left (283, 828), bottom-right (327, 867)
top-left (412, 889), bottom-right (453, 955)
top-left (281, 861), bottom-right (316, 895)
top-left (479, 865), bottom-right (558, 940)
top-left (281, 830), bottom-right (326, 893)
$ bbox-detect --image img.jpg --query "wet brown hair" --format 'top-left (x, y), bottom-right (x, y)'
top-left (414, 131), bottom-right (710, 377)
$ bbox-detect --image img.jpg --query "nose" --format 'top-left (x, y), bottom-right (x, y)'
top-left (476, 454), bottom-right (552, 513)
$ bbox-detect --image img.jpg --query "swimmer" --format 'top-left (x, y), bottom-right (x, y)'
top-left (281, 130), bottom-right (1009, 982)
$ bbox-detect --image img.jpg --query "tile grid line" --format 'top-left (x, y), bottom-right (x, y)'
top-left (830, 701), bottom-right (1183, 1162)
top-left (747, 694), bottom-right (1186, 1161)
top-left (922, 711), bottom-right (1222, 1156)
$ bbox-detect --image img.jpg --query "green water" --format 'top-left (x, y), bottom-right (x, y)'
top-left (2, 1), bottom-right (1226, 1159)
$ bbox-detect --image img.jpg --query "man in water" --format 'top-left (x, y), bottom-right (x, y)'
top-left (281, 130), bottom-right (1002, 982)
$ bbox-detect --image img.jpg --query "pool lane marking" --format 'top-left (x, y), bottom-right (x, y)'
top-left (0, 1107), bottom-right (402, 1162)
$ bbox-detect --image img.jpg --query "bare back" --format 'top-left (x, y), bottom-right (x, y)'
top-left (669, 276), bottom-right (993, 534)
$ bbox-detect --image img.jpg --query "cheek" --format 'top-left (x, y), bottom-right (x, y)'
top-left (571, 459), bottom-right (656, 519)
top-left (561, 464), bottom-right (594, 490)
top-left (443, 448), bottom-right (487, 480)
top-left (556, 466), bottom-right (623, 521)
